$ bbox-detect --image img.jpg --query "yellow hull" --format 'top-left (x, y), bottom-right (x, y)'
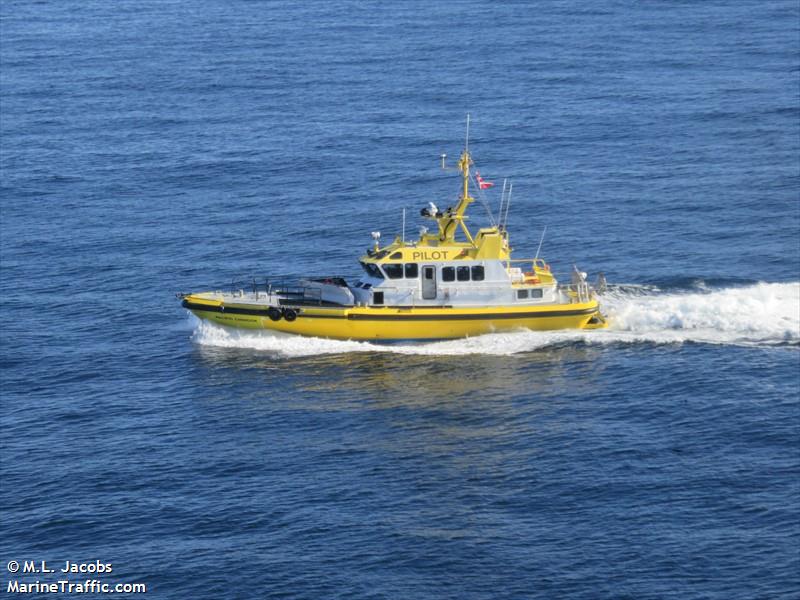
top-left (183, 295), bottom-right (606, 341)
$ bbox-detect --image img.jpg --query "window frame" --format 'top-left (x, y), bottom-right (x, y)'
top-left (360, 262), bottom-right (384, 279)
top-left (383, 263), bottom-right (404, 280)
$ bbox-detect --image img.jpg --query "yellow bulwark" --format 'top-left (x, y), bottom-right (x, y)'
top-left (180, 128), bottom-right (608, 341)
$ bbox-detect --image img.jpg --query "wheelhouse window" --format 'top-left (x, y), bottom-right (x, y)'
top-left (457, 266), bottom-right (470, 281)
top-left (471, 266), bottom-right (485, 281)
top-left (360, 262), bottom-right (384, 279)
top-left (383, 263), bottom-right (403, 279)
top-left (442, 266), bottom-right (455, 282)
top-left (404, 263), bottom-right (418, 278)
top-left (531, 288), bottom-right (543, 299)
top-left (517, 289), bottom-right (529, 299)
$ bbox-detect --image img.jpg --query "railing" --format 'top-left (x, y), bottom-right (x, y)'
top-left (558, 281), bottom-right (594, 304)
top-left (504, 258), bottom-right (550, 270)
top-left (224, 277), bottom-right (332, 305)
top-left (218, 274), bottom-right (599, 308)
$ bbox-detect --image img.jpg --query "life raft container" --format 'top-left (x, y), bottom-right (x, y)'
top-left (523, 272), bottom-right (540, 284)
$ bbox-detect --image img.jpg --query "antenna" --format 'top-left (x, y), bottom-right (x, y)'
top-left (535, 225), bottom-right (547, 259)
top-left (465, 113), bottom-right (470, 152)
top-left (498, 179), bottom-right (508, 226)
top-left (440, 153), bottom-right (447, 169)
top-left (402, 208), bottom-right (406, 243)
top-left (502, 182), bottom-right (513, 227)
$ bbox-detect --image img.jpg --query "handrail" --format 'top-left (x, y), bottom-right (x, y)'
top-left (504, 258), bottom-right (550, 268)
top-left (558, 281), bottom-right (595, 303)
top-left (224, 277), bottom-right (333, 305)
top-left (213, 274), bottom-right (598, 306)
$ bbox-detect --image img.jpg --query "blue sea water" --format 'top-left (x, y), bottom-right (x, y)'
top-left (1, 1), bottom-right (799, 598)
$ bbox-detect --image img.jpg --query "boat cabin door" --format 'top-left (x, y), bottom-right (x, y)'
top-left (421, 265), bottom-right (437, 299)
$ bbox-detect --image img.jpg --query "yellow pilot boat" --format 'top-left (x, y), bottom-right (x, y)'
top-left (181, 129), bottom-right (608, 341)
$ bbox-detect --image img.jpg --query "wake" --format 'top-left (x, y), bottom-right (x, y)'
top-left (190, 281), bottom-right (800, 357)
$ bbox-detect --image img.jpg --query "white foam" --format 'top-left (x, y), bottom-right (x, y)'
top-left (605, 281), bottom-right (799, 346)
top-left (190, 282), bottom-right (800, 356)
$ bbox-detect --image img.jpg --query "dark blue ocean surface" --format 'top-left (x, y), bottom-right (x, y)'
top-left (1, 1), bottom-right (799, 598)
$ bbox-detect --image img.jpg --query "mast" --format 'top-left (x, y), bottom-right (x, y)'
top-left (430, 115), bottom-right (479, 245)
top-left (462, 113), bottom-right (471, 204)
top-left (434, 116), bottom-right (475, 244)
top-left (457, 148), bottom-right (472, 213)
